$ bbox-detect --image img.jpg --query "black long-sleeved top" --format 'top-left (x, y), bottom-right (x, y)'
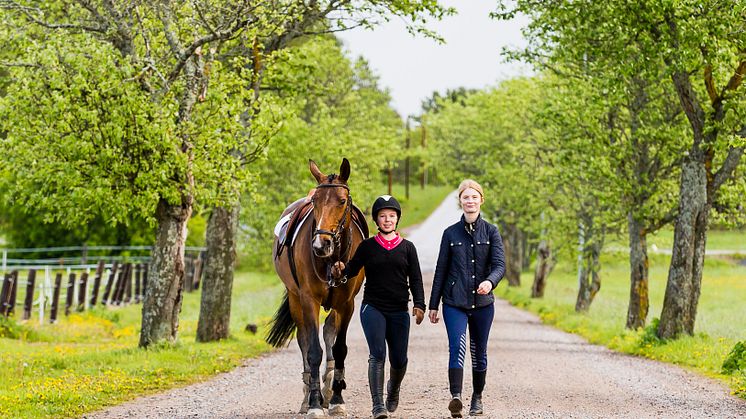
top-left (429, 214), bottom-right (506, 310)
top-left (343, 237), bottom-right (426, 313)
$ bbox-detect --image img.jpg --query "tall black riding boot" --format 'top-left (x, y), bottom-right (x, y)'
top-left (447, 368), bottom-right (464, 418)
top-left (469, 369), bottom-right (486, 416)
top-left (369, 358), bottom-right (388, 419)
top-left (386, 363), bottom-right (407, 412)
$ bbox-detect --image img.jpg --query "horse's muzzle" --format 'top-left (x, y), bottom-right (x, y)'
top-left (312, 234), bottom-right (335, 257)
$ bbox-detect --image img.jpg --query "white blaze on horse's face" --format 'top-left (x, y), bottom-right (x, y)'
top-left (312, 186), bottom-right (349, 258)
top-left (309, 158), bottom-right (351, 258)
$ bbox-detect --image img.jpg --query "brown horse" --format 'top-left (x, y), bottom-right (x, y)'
top-left (267, 158), bottom-right (368, 418)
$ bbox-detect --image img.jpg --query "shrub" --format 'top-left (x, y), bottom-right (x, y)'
top-left (722, 341), bottom-right (746, 374)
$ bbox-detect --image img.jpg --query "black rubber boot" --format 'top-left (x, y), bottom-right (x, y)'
top-left (386, 363), bottom-right (407, 412)
top-left (448, 368), bottom-right (464, 418)
top-left (470, 369), bottom-right (486, 415)
top-left (369, 358), bottom-right (388, 419)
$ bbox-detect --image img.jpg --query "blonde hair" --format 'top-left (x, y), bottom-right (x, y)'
top-left (457, 179), bottom-right (484, 206)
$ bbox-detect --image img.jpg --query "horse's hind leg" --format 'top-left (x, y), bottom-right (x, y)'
top-left (321, 311), bottom-right (337, 408)
top-left (327, 303), bottom-right (354, 416)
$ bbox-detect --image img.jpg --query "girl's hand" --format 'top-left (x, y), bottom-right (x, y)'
top-left (477, 280), bottom-right (492, 295)
top-left (428, 309), bottom-right (440, 324)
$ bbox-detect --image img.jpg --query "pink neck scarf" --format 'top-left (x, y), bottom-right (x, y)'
top-left (375, 232), bottom-right (403, 250)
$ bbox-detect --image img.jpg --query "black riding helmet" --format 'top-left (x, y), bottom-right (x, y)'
top-left (371, 195), bottom-right (402, 229)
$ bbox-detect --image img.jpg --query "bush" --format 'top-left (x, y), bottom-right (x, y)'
top-left (0, 316), bottom-right (37, 340)
top-left (722, 341), bottom-right (746, 374)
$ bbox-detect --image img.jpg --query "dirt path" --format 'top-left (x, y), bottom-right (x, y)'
top-left (88, 192), bottom-right (746, 419)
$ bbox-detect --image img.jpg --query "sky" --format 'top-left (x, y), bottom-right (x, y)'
top-left (336, 1), bottom-right (531, 119)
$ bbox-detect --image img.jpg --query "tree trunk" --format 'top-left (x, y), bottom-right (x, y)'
top-left (626, 212), bottom-right (649, 329)
top-left (501, 222), bottom-right (524, 287)
top-left (139, 198), bottom-right (192, 347)
top-left (531, 240), bottom-right (554, 298)
top-left (575, 221), bottom-right (602, 312)
top-left (197, 203), bottom-right (240, 342)
top-left (658, 159), bottom-right (708, 339)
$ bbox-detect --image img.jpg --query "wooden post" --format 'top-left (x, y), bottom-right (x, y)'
top-left (142, 263), bottom-right (149, 296)
top-left (192, 252), bottom-right (204, 291)
top-left (89, 261), bottom-right (105, 306)
top-left (184, 256), bottom-right (194, 292)
top-left (112, 265), bottom-right (125, 305)
top-left (123, 263), bottom-right (133, 304)
top-left (8, 270), bottom-right (18, 316)
top-left (0, 273), bottom-right (9, 317)
top-left (23, 270), bottom-right (36, 320)
top-left (64, 272), bottom-right (76, 316)
top-left (77, 272), bottom-right (88, 312)
top-left (134, 264), bottom-right (142, 303)
top-left (50, 273), bottom-right (62, 323)
top-left (102, 261), bottom-right (119, 305)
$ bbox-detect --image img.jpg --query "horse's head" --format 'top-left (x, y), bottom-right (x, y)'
top-left (309, 158), bottom-right (352, 258)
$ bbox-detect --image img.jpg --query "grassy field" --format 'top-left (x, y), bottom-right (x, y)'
top-left (495, 251), bottom-right (746, 399)
top-left (0, 271), bottom-right (286, 418)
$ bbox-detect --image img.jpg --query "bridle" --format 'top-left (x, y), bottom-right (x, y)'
top-left (310, 183), bottom-right (353, 287)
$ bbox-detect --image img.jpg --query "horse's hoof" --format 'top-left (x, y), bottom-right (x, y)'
top-left (306, 408), bottom-right (325, 419)
top-left (328, 403), bottom-right (346, 417)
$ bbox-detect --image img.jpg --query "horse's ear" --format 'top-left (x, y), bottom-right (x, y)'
top-left (339, 158), bottom-right (350, 183)
top-left (309, 159), bottom-right (325, 184)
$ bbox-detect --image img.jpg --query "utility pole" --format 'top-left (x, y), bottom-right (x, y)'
top-left (405, 117), bottom-right (411, 199)
top-left (420, 115), bottom-right (427, 189)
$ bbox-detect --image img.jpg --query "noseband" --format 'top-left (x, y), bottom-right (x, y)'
top-left (311, 183), bottom-right (353, 287)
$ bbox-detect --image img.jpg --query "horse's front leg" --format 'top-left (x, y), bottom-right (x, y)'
top-left (321, 311), bottom-right (337, 408)
top-left (327, 303), bottom-right (354, 416)
top-left (301, 299), bottom-right (325, 418)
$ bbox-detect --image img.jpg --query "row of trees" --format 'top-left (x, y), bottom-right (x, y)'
top-left (426, 1), bottom-right (746, 339)
top-left (0, 0), bottom-right (452, 347)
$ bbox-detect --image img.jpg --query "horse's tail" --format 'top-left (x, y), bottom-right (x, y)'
top-left (266, 290), bottom-right (297, 348)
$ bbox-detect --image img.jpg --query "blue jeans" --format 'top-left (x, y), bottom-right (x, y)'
top-left (360, 303), bottom-right (410, 368)
top-left (442, 303), bottom-right (494, 371)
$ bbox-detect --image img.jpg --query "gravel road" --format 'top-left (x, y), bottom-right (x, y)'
top-left (88, 191), bottom-right (746, 419)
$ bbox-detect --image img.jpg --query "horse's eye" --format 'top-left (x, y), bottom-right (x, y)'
top-left (340, 199), bottom-right (346, 205)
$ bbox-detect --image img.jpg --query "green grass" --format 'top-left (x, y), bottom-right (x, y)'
top-left (606, 227), bottom-right (746, 252)
top-left (496, 253), bottom-right (746, 399)
top-left (0, 270), bottom-right (285, 418)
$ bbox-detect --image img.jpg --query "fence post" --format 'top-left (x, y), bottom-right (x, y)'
top-left (112, 264), bottom-right (126, 305)
top-left (64, 272), bottom-right (76, 316)
top-left (0, 273), bottom-right (10, 317)
top-left (23, 270), bottom-right (36, 320)
top-left (184, 256), bottom-right (194, 292)
top-left (193, 251), bottom-right (204, 291)
top-left (7, 270), bottom-right (18, 316)
top-left (77, 272), bottom-right (88, 312)
top-left (102, 261), bottom-right (119, 305)
top-left (50, 273), bottom-right (62, 323)
top-left (134, 264), bottom-right (142, 303)
top-left (123, 263), bottom-right (133, 304)
top-left (90, 261), bottom-right (105, 306)
top-left (142, 264), bottom-right (149, 297)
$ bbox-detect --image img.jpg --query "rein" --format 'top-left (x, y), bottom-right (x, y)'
top-left (311, 183), bottom-right (353, 288)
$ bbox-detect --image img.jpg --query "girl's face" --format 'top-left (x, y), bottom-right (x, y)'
top-left (460, 187), bottom-right (482, 214)
top-left (376, 209), bottom-right (398, 233)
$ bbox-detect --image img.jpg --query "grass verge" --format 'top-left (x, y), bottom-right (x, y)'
top-left (495, 253), bottom-right (746, 399)
top-left (0, 270), bottom-right (285, 418)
